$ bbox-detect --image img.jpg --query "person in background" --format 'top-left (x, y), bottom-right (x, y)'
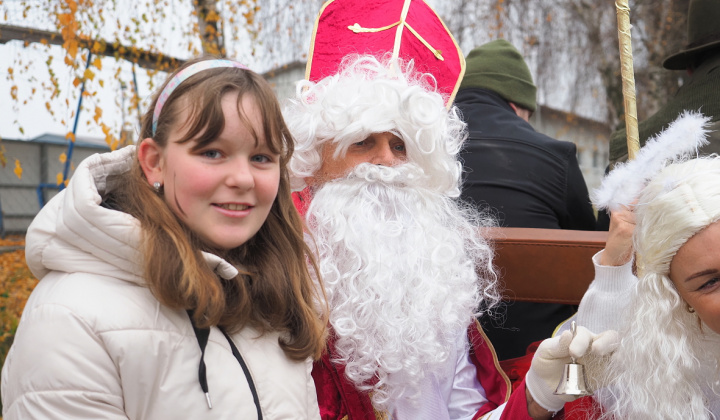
top-left (598, 0), bottom-right (720, 230)
top-left (1, 57), bottom-right (327, 419)
top-left (454, 39), bottom-right (596, 362)
top-left (608, 0), bottom-right (720, 168)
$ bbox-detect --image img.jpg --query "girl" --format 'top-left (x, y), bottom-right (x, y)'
top-left (1, 57), bottom-right (327, 419)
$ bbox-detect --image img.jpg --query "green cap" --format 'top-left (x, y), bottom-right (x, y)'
top-left (459, 39), bottom-right (537, 112)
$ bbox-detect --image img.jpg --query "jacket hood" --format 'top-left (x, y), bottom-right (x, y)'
top-left (25, 146), bottom-right (239, 285)
top-left (26, 146), bottom-right (145, 284)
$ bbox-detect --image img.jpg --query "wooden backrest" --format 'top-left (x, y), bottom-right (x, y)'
top-left (484, 228), bottom-right (608, 305)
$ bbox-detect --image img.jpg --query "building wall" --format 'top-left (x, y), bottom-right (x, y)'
top-left (531, 106), bottom-right (611, 193)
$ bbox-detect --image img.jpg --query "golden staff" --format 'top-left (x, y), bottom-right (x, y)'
top-left (615, 0), bottom-right (640, 160)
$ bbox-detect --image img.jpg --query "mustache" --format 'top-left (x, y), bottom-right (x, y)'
top-left (333, 162), bottom-right (429, 188)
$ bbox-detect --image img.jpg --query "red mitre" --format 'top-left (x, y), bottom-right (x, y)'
top-left (306, 0), bottom-right (465, 108)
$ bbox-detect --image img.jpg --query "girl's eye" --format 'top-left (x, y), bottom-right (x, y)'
top-left (698, 277), bottom-right (720, 292)
top-left (251, 154), bottom-right (271, 163)
top-left (202, 150), bottom-right (222, 159)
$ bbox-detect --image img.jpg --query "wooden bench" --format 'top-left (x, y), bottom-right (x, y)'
top-left (484, 228), bottom-right (608, 305)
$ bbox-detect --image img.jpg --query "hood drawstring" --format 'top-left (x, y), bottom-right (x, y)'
top-left (187, 310), bottom-right (213, 409)
top-left (186, 310), bottom-right (264, 419)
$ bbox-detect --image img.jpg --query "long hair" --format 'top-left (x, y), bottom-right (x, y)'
top-left (598, 157), bottom-right (720, 419)
top-left (113, 56), bottom-right (327, 361)
top-left (284, 54), bottom-right (467, 197)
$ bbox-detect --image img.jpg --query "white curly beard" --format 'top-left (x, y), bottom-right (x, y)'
top-left (305, 162), bottom-right (498, 410)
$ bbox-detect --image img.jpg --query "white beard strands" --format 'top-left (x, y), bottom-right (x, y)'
top-left (306, 163), bottom-right (499, 410)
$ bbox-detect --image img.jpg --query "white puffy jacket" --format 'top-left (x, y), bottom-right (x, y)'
top-left (1, 146), bottom-right (321, 419)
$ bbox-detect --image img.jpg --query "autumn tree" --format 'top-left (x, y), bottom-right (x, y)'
top-left (1, 0), bottom-right (261, 177)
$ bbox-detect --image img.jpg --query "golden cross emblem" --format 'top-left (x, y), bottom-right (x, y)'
top-left (346, 0), bottom-right (444, 61)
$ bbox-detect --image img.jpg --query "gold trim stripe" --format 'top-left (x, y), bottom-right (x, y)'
top-left (348, 21), bottom-right (400, 33)
top-left (391, 0), bottom-right (413, 63)
top-left (404, 22), bottom-right (443, 60)
top-left (305, 0), bottom-right (336, 81)
top-left (474, 319), bottom-right (512, 403)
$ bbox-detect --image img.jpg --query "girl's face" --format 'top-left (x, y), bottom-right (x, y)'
top-left (669, 220), bottom-right (720, 335)
top-left (141, 92), bottom-right (280, 250)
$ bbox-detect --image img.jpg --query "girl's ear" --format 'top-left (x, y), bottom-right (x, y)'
top-left (138, 138), bottom-right (164, 185)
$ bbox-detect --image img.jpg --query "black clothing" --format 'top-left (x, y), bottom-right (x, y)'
top-left (455, 88), bottom-right (596, 360)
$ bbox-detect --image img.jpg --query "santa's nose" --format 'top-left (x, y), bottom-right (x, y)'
top-left (370, 144), bottom-right (400, 166)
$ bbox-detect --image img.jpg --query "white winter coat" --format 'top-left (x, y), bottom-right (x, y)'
top-left (1, 146), bottom-right (321, 419)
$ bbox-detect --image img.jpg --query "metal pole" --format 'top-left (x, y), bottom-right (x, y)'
top-left (60, 50), bottom-right (93, 190)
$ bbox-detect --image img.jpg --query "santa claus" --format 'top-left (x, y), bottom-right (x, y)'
top-left (283, 1), bottom-right (615, 418)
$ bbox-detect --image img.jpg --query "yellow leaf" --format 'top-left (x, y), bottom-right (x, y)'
top-left (13, 159), bottom-right (22, 179)
top-left (206, 10), bottom-right (220, 22)
top-left (83, 69), bottom-right (95, 81)
top-left (56, 172), bottom-right (64, 185)
top-left (99, 80), bottom-right (104, 88)
top-left (58, 13), bottom-right (72, 26)
top-left (10, 85), bottom-right (18, 100)
top-left (72, 76), bottom-right (81, 88)
top-left (59, 153), bottom-right (67, 163)
top-left (93, 107), bottom-right (103, 123)
top-left (65, 39), bottom-right (79, 60)
top-left (65, 132), bottom-right (76, 142)
top-left (92, 57), bottom-right (102, 70)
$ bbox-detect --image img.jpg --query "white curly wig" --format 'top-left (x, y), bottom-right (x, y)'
top-left (599, 157), bottom-right (720, 419)
top-left (284, 54), bottom-right (467, 196)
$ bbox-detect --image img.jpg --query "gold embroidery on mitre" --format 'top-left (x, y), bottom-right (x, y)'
top-left (405, 23), bottom-right (444, 60)
top-left (348, 21), bottom-right (400, 33)
top-left (345, 0), bottom-right (444, 61)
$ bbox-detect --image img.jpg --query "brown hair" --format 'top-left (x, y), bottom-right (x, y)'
top-left (114, 56), bottom-right (327, 361)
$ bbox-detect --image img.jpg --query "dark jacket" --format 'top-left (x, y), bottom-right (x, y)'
top-left (456, 88), bottom-right (596, 230)
top-left (455, 88), bottom-right (596, 360)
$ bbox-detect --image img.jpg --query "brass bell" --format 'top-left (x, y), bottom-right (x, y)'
top-left (554, 321), bottom-right (593, 397)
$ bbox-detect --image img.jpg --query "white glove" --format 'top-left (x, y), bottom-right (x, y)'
top-left (525, 326), bottom-right (619, 412)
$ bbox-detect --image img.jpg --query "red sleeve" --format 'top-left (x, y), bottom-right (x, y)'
top-left (497, 381), bottom-right (602, 420)
top-left (495, 380), bottom-right (534, 420)
top-left (292, 187), bottom-right (313, 218)
top-left (312, 334), bottom-right (377, 420)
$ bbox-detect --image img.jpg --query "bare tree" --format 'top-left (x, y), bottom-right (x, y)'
top-left (437, 0), bottom-right (689, 131)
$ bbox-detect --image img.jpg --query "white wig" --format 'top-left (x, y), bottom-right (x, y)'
top-left (599, 157), bottom-right (720, 419)
top-left (284, 54), bottom-right (467, 196)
